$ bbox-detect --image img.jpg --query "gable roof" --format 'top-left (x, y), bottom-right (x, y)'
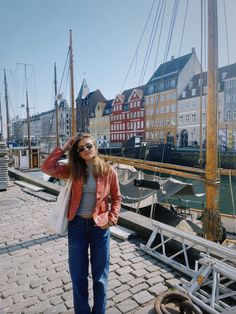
top-left (178, 63), bottom-right (236, 100)
top-left (120, 85), bottom-right (145, 104)
top-left (147, 52), bottom-right (193, 85)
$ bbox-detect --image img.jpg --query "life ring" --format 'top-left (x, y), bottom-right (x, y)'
top-left (154, 290), bottom-right (202, 314)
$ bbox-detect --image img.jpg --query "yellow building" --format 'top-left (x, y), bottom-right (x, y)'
top-left (89, 100), bottom-right (112, 148)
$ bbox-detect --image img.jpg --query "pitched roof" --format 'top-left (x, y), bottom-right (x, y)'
top-left (103, 99), bottom-right (113, 115)
top-left (147, 52), bottom-right (193, 85)
top-left (178, 63), bottom-right (236, 100)
top-left (76, 78), bottom-right (90, 100)
top-left (120, 85), bottom-right (145, 103)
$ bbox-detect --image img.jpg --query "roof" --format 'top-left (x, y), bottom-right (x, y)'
top-left (178, 62), bottom-right (236, 100)
top-left (103, 99), bottom-right (114, 115)
top-left (120, 85), bottom-right (145, 103)
top-left (76, 78), bottom-right (90, 100)
top-left (147, 52), bottom-right (193, 85)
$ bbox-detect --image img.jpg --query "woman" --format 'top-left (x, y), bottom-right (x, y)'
top-left (41, 133), bottom-right (121, 314)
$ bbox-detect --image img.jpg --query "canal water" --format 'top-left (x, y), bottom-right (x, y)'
top-left (27, 170), bottom-right (236, 216)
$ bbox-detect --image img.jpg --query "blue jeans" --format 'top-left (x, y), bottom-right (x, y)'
top-left (68, 216), bottom-right (110, 314)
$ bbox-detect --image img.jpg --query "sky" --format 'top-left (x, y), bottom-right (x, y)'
top-left (1, 0), bottom-right (236, 130)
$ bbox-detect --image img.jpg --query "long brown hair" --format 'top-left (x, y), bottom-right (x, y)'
top-left (68, 133), bottom-right (110, 181)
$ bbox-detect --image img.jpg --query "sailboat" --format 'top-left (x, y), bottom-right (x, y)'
top-left (95, 1), bottom-right (236, 241)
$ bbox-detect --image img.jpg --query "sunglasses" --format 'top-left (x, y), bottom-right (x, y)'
top-left (77, 143), bottom-right (94, 153)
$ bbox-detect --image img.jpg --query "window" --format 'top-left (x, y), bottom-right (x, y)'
top-left (171, 104), bottom-right (176, 112)
top-left (202, 112), bottom-right (206, 123)
top-left (225, 94), bottom-right (231, 103)
top-left (182, 91), bottom-right (186, 98)
top-left (192, 113), bottom-right (197, 123)
top-left (233, 109), bottom-right (236, 120)
top-left (226, 109), bottom-right (231, 121)
top-left (166, 105), bottom-right (170, 113)
top-left (186, 114), bottom-right (190, 123)
top-left (192, 88), bottom-right (196, 96)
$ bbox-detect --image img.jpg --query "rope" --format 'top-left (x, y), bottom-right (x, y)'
top-left (202, 207), bottom-right (223, 241)
top-left (154, 290), bottom-right (203, 314)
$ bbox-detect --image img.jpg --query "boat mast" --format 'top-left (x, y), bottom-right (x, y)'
top-left (69, 30), bottom-right (76, 137)
top-left (4, 69), bottom-right (10, 143)
top-left (204, 0), bottom-right (221, 241)
top-left (54, 63), bottom-right (59, 147)
top-left (24, 65), bottom-right (32, 169)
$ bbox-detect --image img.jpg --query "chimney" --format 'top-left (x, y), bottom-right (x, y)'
top-left (171, 55), bottom-right (174, 60)
top-left (192, 47), bottom-right (196, 54)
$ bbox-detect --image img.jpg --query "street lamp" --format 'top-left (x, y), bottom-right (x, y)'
top-left (21, 102), bottom-right (31, 169)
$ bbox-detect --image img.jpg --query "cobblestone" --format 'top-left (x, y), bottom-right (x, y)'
top-left (0, 184), bottom-right (182, 313)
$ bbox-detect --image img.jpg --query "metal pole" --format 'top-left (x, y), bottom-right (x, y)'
top-left (69, 30), bottom-right (76, 137)
top-left (24, 64), bottom-right (32, 169)
top-left (4, 69), bottom-right (10, 143)
top-left (54, 63), bottom-right (59, 146)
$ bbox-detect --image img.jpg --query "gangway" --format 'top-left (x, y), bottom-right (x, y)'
top-left (175, 254), bottom-right (236, 313)
top-left (140, 221), bottom-right (236, 277)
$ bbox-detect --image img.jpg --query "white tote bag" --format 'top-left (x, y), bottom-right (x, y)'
top-left (46, 180), bottom-right (72, 236)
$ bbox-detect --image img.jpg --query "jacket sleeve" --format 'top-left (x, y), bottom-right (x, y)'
top-left (108, 168), bottom-right (122, 225)
top-left (41, 147), bottom-right (70, 180)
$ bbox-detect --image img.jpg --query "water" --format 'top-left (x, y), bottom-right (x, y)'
top-left (27, 170), bottom-right (236, 215)
top-left (166, 175), bottom-right (236, 215)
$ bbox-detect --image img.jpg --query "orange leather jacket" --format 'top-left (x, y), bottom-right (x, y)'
top-left (41, 148), bottom-right (121, 226)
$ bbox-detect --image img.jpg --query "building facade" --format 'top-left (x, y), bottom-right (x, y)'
top-left (89, 100), bottom-right (111, 147)
top-left (145, 48), bottom-right (201, 145)
top-left (110, 86), bottom-right (145, 146)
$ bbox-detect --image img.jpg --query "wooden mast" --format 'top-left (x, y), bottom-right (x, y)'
top-left (4, 69), bottom-right (10, 143)
top-left (69, 30), bottom-right (76, 137)
top-left (54, 63), bottom-right (59, 147)
top-left (204, 0), bottom-right (221, 240)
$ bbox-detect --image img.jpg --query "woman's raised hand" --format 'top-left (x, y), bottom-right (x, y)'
top-left (61, 137), bottom-right (75, 152)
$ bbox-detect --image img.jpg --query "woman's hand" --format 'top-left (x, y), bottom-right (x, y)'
top-left (99, 221), bottom-right (114, 229)
top-left (99, 224), bottom-right (110, 230)
top-left (61, 137), bottom-right (75, 152)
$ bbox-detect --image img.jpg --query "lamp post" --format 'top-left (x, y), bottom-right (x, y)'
top-left (17, 63), bottom-right (34, 169)
top-left (21, 102), bottom-right (31, 169)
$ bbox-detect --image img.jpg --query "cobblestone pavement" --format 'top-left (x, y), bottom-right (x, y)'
top-left (0, 184), bottom-right (182, 314)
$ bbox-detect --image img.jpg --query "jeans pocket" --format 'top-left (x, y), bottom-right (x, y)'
top-left (69, 215), bottom-right (80, 226)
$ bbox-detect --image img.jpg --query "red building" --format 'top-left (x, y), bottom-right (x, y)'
top-left (110, 86), bottom-right (145, 146)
